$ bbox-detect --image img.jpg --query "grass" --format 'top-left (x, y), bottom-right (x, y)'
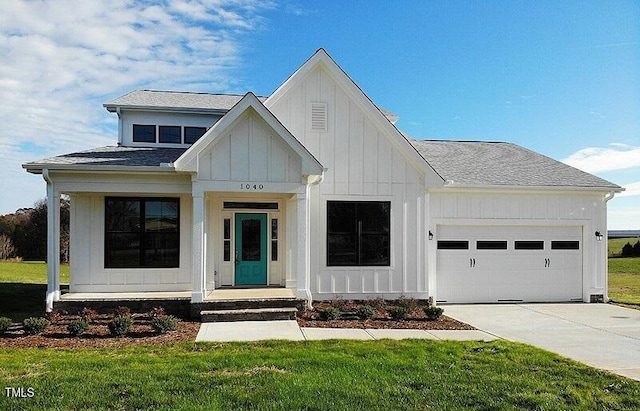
top-left (0, 262), bottom-right (69, 321)
top-left (609, 257), bottom-right (640, 304)
top-left (0, 340), bottom-right (639, 410)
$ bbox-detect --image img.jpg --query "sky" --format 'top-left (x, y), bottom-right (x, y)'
top-left (0, 0), bottom-right (638, 229)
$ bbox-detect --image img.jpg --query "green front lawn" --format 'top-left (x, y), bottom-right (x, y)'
top-left (1, 340), bottom-right (639, 410)
top-left (609, 258), bottom-right (640, 304)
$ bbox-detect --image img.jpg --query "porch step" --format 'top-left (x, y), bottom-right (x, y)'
top-left (200, 307), bottom-right (298, 322)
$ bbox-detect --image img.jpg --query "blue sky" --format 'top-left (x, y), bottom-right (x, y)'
top-left (0, 1), bottom-right (638, 228)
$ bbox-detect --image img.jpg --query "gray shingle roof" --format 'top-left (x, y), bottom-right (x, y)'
top-left (23, 146), bottom-right (187, 170)
top-left (104, 90), bottom-right (267, 112)
top-left (410, 139), bottom-right (620, 189)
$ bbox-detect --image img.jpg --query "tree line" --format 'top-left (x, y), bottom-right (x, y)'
top-left (0, 198), bottom-right (70, 262)
top-left (621, 241), bottom-right (640, 258)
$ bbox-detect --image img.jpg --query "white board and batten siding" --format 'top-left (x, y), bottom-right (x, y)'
top-left (267, 64), bottom-right (429, 299)
top-left (430, 191), bottom-right (608, 303)
top-left (59, 171), bottom-right (193, 293)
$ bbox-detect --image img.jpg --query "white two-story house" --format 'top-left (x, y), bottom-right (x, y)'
top-left (24, 49), bottom-right (622, 313)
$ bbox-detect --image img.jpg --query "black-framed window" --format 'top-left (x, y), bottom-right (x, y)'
top-left (551, 241), bottom-right (580, 250)
top-left (184, 126), bottom-right (207, 144)
top-left (514, 240), bottom-right (544, 250)
top-left (437, 240), bottom-right (469, 250)
top-left (476, 240), bottom-right (507, 250)
top-left (223, 218), bottom-right (231, 262)
top-left (327, 201), bottom-right (390, 266)
top-left (133, 124), bottom-right (156, 143)
top-left (105, 197), bottom-right (179, 268)
top-left (159, 126), bottom-right (181, 144)
top-left (271, 218), bottom-right (278, 261)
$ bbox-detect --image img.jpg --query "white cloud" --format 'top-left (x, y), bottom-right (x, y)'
top-left (0, 0), bottom-right (273, 213)
top-left (562, 144), bottom-right (640, 174)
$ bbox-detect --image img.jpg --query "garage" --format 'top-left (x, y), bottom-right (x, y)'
top-left (436, 225), bottom-right (583, 303)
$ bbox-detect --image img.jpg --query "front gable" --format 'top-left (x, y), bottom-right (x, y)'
top-left (265, 49), bottom-right (444, 191)
top-left (174, 93), bottom-right (323, 185)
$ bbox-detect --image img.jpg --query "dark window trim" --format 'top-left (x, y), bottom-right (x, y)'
top-left (327, 201), bottom-right (391, 267)
top-left (132, 124), bottom-right (156, 143)
top-left (104, 197), bottom-right (180, 268)
top-left (158, 125), bottom-right (182, 144)
top-left (551, 240), bottom-right (580, 250)
top-left (476, 240), bottom-right (508, 250)
top-left (437, 240), bottom-right (469, 250)
top-left (514, 240), bottom-right (544, 250)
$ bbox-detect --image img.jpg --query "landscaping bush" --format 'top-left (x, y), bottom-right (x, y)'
top-left (22, 317), bottom-right (50, 335)
top-left (0, 317), bottom-right (12, 334)
top-left (329, 296), bottom-right (347, 311)
top-left (356, 305), bottom-right (376, 320)
top-left (80, 307), bottom-right (99, 323)
top-left (320, 307), bottom-right (341, 321)
top-left (108, 315), bottom-right (133, 337)
top-left (424, 305), bottom-right (444, 321)
top-left (396, 295), bottom-right (419, 312)
top-left (67, 319), bottom-right (89, 337)
top-left (114, 306), bottom-right (131, 316)
top-left (388, 306), bottom-right (410, 321)
top-left (151, 315), bottom-right (178, 334)
top-left (369, 297), bottom-right (387, 311)
top-left (148, 306), bottom-right (167, 319)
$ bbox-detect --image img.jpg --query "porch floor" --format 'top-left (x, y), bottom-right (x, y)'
top-left (59, 291), bottom-right (192, 301)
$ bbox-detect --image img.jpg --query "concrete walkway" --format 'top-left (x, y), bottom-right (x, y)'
top-left (196, 320), bottom-right (496, 342)
top-left (444, 303), bottom-right (640, 381)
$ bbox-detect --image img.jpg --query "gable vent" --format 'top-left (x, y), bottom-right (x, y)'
top-left (310, 102), bottom-right (327, 132)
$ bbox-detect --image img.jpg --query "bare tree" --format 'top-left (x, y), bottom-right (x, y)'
top-left (0, 234), bottom-right (16, 260)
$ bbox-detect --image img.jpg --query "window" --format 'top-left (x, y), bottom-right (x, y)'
top-left (223, 202), bottom-right (278, 210)
top-left (514, 240), bottom-right (544, 250)
top-left (133, 125), bottom-right (156, 143)
top-left (327, 201), bottom-right (390, 266)
top-left (159, 126), bottom-right (181, 144)
top-left (437, 240), bottom-right (469, 250)
top-left (271, 218), bottom-right (278, 261)
top-left (477, 240), bottom-right (507, 250)
top-left (223, 218), bottom-right (231, 261)
top-left (551, 241), bottom-right (579, 250)
top-left (184, 126), bottom-right (207, 144)
top-left (105, 198), bottom-right (179, 268)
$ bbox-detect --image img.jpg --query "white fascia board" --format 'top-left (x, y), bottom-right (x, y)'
top-left (264, 48), bottom-right (444, 185)
top-left (429, 184), bottom-right (624, 194)
top-left (22, 163), bottom-right (175, 174)
top-left (103, 104), bottom-right (228, 116)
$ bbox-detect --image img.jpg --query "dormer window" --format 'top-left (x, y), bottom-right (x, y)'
top-left (159, 126), bottom-right (181, 143)
top-left (133, 124), bottom-right (156, 143)
top-left (184, 127), bottom-right (207, 144)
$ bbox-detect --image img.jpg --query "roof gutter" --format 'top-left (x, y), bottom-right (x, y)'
top-left (436, 182), bottom-right (624, 193)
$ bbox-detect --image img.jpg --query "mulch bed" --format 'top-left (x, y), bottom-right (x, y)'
top-left (0, 313), bottom-right (200, 349)
top-left (296, 301), bottom-right (475, 330)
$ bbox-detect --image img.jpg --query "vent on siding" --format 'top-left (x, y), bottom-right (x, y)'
top-left (310, 102), bottom-right (327, 132)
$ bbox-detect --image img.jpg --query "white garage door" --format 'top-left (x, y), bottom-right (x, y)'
top-left (436, 226), bottom-right (583, 303)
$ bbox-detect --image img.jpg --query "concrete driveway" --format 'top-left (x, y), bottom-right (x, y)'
top-left (445, 303), bottom-right (640, 381)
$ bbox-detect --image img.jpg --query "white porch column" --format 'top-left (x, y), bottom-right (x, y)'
top-left (191, 194), bottom-right (205, 302)
top-left (43, 169), bottom-right (60, 312)
top-left (295, 185), bottom-right (312, 306)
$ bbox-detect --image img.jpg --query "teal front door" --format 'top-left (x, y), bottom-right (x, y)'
top-left (234, 213), bottom-right (268, 286)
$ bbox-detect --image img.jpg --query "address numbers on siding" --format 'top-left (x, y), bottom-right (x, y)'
top-left (240, 183), bottom-right (265, 190)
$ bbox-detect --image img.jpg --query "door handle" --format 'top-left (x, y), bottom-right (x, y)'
top-left (235, 250), bottom-right (239, 265)
top-left (473, 258), bottom-right (476, 268)
top-left (470, 258), bottom-right (476, 268)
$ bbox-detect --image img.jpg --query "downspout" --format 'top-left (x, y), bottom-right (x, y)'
top-left (42, 169), bottom-right (59, 312)
top-left (302, 169), bottom-right (326, 309)
top-left (116, 107), bottom-right (123, 146)
top-left (602, 190), bottom-right (616, 302)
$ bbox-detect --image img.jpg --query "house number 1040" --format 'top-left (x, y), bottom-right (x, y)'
top-left (240, 183), bottom-right (264, 190)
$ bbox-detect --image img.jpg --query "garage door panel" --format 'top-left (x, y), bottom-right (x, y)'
top-left (437, 225), bottom-right (583, 303)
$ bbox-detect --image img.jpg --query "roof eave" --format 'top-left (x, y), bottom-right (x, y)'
top-left (103, 104), bottom-right (229, 115)
top-left (431, 183), bottom-right (623, 193)
top-left (22, 163), bottom-right (176, 174)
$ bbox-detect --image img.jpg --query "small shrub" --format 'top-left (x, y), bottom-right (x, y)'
top-left (151, 315), bottom-right (178, 334)
top-left (424, 305), bottom-right (444, 321)
top-left (369, 297), bottom-right (387, 311)
top-left (388, 306), bottom-right (410, 321)
top-left (329, 296), bottom-right (347, 311)
top-left (114, 306), bottom-right (131, 316)
top-left (67, 319), bottom-right (89, 337)
top-left (80, 307), bottom-right (99, 323)
top-left (0, 317), bottom-right (12, 334)
top-left (356, 305), bottom-right (376, 320)
top-left (108, 315), bottom-right (133, 337)
top-left (320, 307), bottom-right (341, 321)
top-left (46, 309), bottom-right (63, 323)
top-left (396, 295), bottom-right (419, 312)
top-left (148, 307), bottom-right (167, 319)
top-left (22, 317), bottom-right (50, 335)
